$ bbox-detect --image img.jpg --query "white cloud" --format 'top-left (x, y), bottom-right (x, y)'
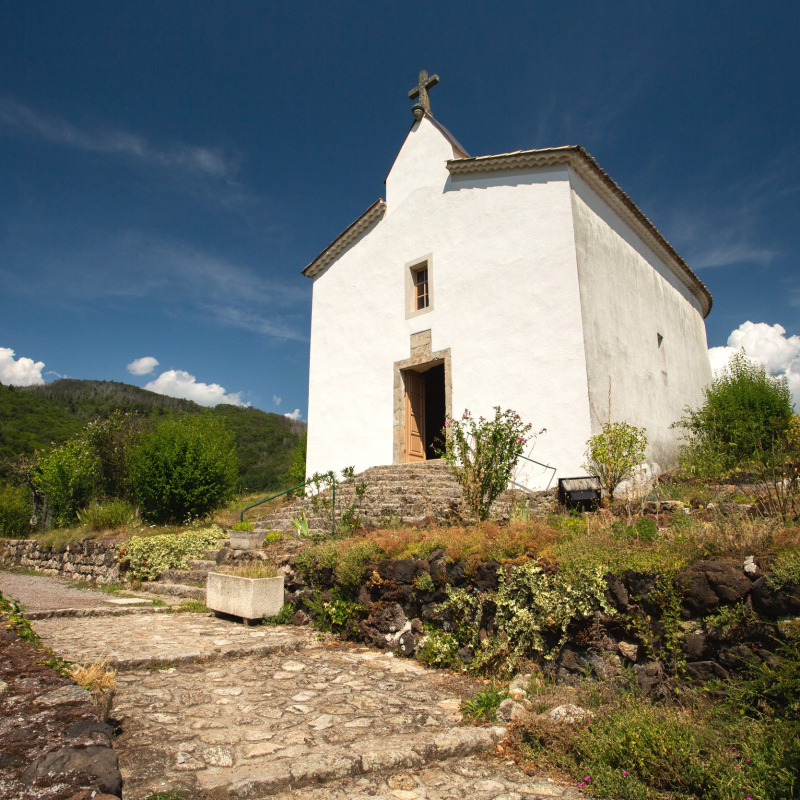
top-left (272, 394), bottom-right (281, 406)
top-left (709, 321), bottom-right (800, 407)
top-left (0, 347), bottom-right (45, 386)
top-left (284, 409), bottom-right (302, 421)
top-left (0, 98), bottom-right (236, 180)
top-left (144, 369), bottom-right (249, 407)
top-left (126, 356), bottom-right (159, 376)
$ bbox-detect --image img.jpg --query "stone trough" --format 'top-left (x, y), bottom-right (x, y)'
top-left (206, 572), bottom-right (284, 623)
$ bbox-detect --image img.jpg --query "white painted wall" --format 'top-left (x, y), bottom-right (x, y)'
top-left (306, 116), bottom-right (595, 486)
top-left (568, 170), bottom-right (712, 465)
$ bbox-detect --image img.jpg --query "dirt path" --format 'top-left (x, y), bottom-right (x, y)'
top-left (13, 575), bottom-right (581, 800)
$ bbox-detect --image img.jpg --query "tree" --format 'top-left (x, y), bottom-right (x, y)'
top-left (128, 415), bottom-right (237, 523)
top-left (584, 422), bottom-right (648, 502)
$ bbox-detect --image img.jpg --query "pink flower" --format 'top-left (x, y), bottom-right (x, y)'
top-left (622, 771), bottom-right (628, 777)
top-left (577, 782), bottom-right (584, 788)
top-left (584, 776), bottom-right (590, 783)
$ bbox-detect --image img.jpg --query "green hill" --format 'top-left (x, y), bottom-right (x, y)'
top-left (0, 379), bottom-right (305, 492)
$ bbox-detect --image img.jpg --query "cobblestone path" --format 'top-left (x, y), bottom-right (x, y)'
top-left (28, 598), bottom-right (582, 799)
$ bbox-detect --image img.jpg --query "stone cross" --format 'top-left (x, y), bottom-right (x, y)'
top-left (408, 70), bottom-right (439, 120)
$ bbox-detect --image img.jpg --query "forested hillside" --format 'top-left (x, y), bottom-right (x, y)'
top-left (0, 379), bottom-right (305, 491)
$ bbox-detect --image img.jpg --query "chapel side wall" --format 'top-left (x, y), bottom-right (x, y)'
top-left (569, 170), bottom-right (712, 467)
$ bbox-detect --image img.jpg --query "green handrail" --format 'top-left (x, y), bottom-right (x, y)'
top-left (240, 481), bottom-right (310, 523)
top-left (518, 454), bottom-right (557, 491)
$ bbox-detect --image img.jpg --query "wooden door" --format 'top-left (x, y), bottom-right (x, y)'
top-left (405, 371), bottom-right (426, 462)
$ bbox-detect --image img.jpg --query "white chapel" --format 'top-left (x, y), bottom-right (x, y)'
top-left (302, 71), bottom-right (713, 489)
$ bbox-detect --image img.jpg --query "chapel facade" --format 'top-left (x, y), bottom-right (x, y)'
top-left (302, 73), bottom-right (713, 489)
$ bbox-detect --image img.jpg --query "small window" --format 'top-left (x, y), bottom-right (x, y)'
top-left (414, 266), bottom-right (429, 310)
top-left (657, 333), bottom-right (667, 374)
top-left (405, 255), bottom-right (433, 319)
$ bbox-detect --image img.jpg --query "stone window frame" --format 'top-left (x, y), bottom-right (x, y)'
top-left (392, 330), bottom-right (452, 464)
top-left (405, 254), bottom-right (434, 319)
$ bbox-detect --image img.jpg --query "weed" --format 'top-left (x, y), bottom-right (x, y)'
top-left (769, 547), bottom-right (800, 589)
top-left (461, 684), bottom-right (508, 722)
top-left (231, 521), bottom-right (253, 531)
top-left (263, 602), bottom-right (296, 626)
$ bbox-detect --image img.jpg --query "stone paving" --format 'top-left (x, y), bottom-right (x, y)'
top-left (13, 574), bottom-right (583, 800)
top-left (34, 613), bottom-right (312, 669)
top-left (0, 569), bottom-right (175, 617)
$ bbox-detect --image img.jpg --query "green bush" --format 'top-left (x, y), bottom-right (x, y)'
top-left (128, 416), bottom-right (237, 523)
top-left (0, 484), bottom-right (32, 537)
top-left (676, 351), bottom-right (795, 476)
top-left (119, 525), bottom-right (223, 580)
top-left (521, 701), bottom-right (800, 800)
top-left (76, 499), bottom-right (134, 531)
top-left (85, 410), bottom-right (142, 499)
top-left (283, 433), bottom-right (307, 495)
top-left (33, 439), bottom-right (98, 526)
top-left (584, 422), bottom-right (648, 501)
top-left (768, 548), bottom-right (800, 590)
top-left (294, 539), bottom-right (381, 595)
top-left (231, 521), bottom-right (253, 531)
top-left (440, 407), bottom-right (537, 521)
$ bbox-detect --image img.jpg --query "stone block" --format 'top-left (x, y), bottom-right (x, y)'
top-left (206, 572), bottom-right (284, 621)
top-left (229, 530), bottom-right (265, 550)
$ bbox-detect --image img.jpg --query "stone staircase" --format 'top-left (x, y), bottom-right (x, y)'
top-left (254, 461), bottom-right (463, 533)
top-left (141, 556), bottom-right (219, 601)
top-left (253, 461), bottom-right (556, 533)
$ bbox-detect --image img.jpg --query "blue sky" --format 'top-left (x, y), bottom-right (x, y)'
top-left (1, 2), bottom-right (799, 415)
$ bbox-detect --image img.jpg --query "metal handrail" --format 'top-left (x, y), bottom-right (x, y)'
top-left (240, 481), bottom-right (309, 523)
top-left (239, 477), bottom-right (337, 531)
top-left (518, 454), bottom-right (557, 491)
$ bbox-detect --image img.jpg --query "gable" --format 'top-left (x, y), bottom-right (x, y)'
top-left (385, 115), bottom-right (467, 209)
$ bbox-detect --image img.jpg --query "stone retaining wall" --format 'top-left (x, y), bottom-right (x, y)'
top-left (0, 538), bottom-right (120, 584)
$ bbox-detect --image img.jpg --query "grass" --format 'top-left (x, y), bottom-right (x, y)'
top-left (172, 599), bottom-right (208, 613)
top-left (294, 511), bottom-right (797, 583)
top-left (67, 657), bottom-right (117, 698)
top-left (215, 562), bottom-right (280, 578)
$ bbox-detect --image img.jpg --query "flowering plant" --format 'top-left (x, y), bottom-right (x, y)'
top-left (583, 421), bottom-right (647, 502)
top-left (439, 407), bottom-right (538, 521)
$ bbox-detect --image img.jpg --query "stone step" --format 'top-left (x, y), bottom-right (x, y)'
top-left (187, 559), bottom-right (218, 571)
top-left (142, 582), bottom-right (206, 601)
top-left (195, 726), bottom-right (506, 798)
top-left (158, 569), bottom-right (211, 586)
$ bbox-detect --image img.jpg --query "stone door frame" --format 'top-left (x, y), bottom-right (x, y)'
top-left (393, 330), bottom-right (452, 464)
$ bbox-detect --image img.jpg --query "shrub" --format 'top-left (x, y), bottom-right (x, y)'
top-left (119, 525), bottom-right (223, 580)
top-left (76, 499), bottom-right (134, 531)
top-left (128, 416), bottom-right (237, 523)
top-left (440, 407), bottom-right (538, 521)
top-left (584, 422), bottom-right (648, 501)
top-left (0, 483), bottom-right (32, 537)
top-left (768, 547), bottom-right (800, 590)
top-left (263, 602), bottom-right (296, 626)
top-left (283, 433), bottom-right (307, 494)
top-left (84, 411), bottom-right (142, 500)
top-left (520, 700), bottom-right (800, 800)
top-left (33, 439), bottom-right (98, 526)
top-left (676, 351), bottom-right (795, 477)
top-left (294, 539), bottom-right (381, 595)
